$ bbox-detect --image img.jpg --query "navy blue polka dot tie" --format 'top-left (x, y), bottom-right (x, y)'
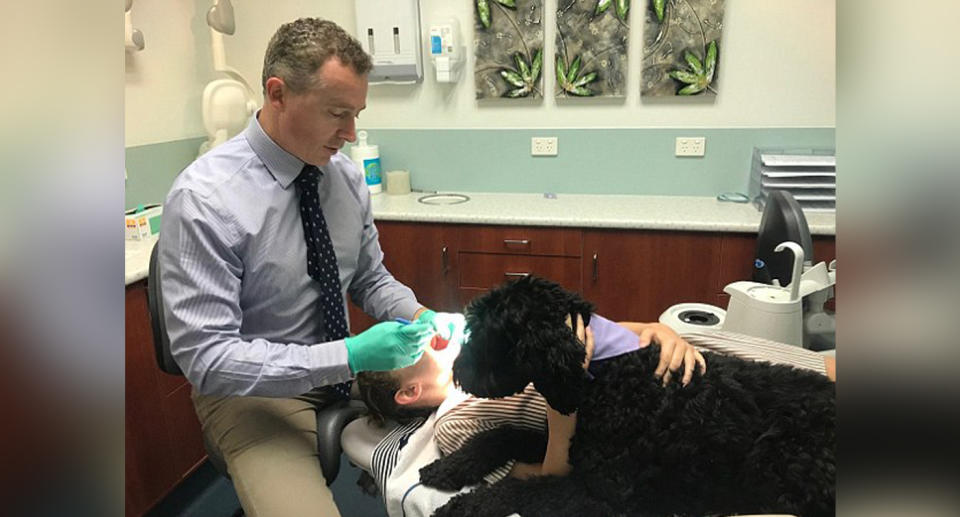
top-left (296, 164), bottom-right (352, 400)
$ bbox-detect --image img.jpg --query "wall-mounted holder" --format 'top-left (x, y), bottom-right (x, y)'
top-left (125, 0), bottom-right (144, 51)
top-left (355, 0), bottom-right (423, 84)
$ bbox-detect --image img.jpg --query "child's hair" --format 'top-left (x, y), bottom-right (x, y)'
top-left (355, 370), bottom-right (438, 426)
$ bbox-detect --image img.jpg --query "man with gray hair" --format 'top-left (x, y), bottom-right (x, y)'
top-left (159, 18), bottom-right (436, 515)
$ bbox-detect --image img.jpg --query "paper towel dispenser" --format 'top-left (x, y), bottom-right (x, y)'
top-left (355, 0), bottom-right (423, 84)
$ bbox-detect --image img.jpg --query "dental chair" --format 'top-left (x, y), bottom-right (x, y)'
top-left (146, 243), bottom-right (366, 487)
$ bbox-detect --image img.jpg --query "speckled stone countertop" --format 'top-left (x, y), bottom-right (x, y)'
top-left (126, 194), bottom-right (835, 286)
top-left (371, 192), bottom-right (836, 235)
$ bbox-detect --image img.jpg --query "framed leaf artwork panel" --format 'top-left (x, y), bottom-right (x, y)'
top-left (641, 0), bottom-right (725, 97)
top-left (474, 0), bottom-right (545, 100)
top-left (555, 0), bottom-right (631, 99)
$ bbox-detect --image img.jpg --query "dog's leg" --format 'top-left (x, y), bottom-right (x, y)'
top-left (420, 426), bottom-right (547, 491)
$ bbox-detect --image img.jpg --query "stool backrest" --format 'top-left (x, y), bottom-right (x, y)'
top-left (147, 243), bottom-right (183, 375)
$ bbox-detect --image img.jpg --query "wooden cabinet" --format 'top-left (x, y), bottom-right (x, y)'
top-left (125, 281), bottom-right (206, 517)
top-left (348, 223), bottom-right (583, 331)
top-left (457, 226), bottom-right (582, 257)
top-left (456, 225), bottom-right (583, 306)
top-left (458, 253), bottom-right (581, 290)
top-left (348, 221), bottom-right (461, 332)
top-left (348, 220), bottom-right (835, 332)
top-left (582, 230), bottom-right (724, 322)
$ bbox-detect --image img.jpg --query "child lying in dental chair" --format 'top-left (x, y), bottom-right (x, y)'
top-left (357, 311), bottom-right (708, 484)
top-left (356, 307), bottom-right (834, 517)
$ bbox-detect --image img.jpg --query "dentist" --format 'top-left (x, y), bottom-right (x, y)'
top-left (159, 18), bottom-right (433, 517)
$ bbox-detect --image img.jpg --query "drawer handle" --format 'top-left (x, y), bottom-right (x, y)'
top-left (503, 239), bottom-right (531, 247)
top-left (592, 253), bottom-right (599, 282)
top-left (441, 246), bottom-right (448, 275)
top-left (504, 272), bottom-right (531, 279)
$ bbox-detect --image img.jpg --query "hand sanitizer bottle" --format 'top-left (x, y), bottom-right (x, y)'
top-left (350, 130), bottom-right (382, 194)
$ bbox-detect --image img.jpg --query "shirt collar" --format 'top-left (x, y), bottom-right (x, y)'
top-left (243, 111), bottom-right (306, 190)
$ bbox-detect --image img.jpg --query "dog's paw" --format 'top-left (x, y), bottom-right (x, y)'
top-left (419, 460), bottom-right (471, 491)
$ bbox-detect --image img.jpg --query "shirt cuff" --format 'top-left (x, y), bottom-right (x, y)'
top-left (394, 297), bottom-right (424, 321)
top-left (308, 338), bottom-right (355, 384)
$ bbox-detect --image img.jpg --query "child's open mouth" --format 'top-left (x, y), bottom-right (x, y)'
top-left (430, 334), bottom-right (449, 351)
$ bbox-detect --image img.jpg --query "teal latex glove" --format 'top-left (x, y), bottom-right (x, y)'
top-left (415, 309), bottom-right (437, 325)
top-left (417, 310), bottom-right (467, 347)
top-left (344, 321), bottom-right (433, 374)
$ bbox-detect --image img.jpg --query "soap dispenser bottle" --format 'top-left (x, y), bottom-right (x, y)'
top-left (350, 130), bottom-right (382, 194)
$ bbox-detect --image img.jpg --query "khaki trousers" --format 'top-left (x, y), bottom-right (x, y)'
top-left (192, 390), bottom-right (342, 517)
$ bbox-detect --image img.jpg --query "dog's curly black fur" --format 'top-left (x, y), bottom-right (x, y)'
top-left (422, 275), bottom-right (835, 517)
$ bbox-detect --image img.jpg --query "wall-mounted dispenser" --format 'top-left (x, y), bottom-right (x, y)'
top-left (355, 0), bottom-right (423, 84)
top-left (428, 18), bottom-right (464, 83)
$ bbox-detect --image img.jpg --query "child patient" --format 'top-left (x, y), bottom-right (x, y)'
top-left (357, 312), bottom-right (703, 482)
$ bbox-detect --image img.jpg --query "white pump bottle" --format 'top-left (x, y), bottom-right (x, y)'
top-left (350, 131), bottom-right (383, 194)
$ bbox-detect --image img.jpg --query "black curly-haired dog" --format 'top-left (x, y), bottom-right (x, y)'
top-left (419, 275), bottom-right (835, 517)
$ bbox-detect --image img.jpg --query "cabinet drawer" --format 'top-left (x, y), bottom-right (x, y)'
top-left (459, 252), bottom-right (581, 291)
top-left (458, 226), bottom-right (582, 257)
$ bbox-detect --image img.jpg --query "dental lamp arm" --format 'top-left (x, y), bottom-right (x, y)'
top-left (124, 0), bottom-right (144, 51)
top-left (207, 0), bottom-right (258, 102)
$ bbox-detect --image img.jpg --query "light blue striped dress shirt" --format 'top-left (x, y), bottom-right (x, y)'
top-left (159, 114), bottom-right (421, 397)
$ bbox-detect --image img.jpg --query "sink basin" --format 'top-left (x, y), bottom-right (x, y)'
top-left (417, 193), bottom-right (470, 205)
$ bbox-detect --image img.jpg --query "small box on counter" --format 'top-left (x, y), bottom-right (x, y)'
top-left (125, 204), bottom-right (162, 240)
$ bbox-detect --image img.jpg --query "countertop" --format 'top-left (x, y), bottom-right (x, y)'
top-left (125, 234), bottom-right (157, 286)
top-left (126, 193), bottom-right (835, 286)
top-left (370, 192), bottom-right (836, 235)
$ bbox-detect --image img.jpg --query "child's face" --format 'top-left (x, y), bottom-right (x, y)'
top-left (394, 336), bottom-right (461, 408)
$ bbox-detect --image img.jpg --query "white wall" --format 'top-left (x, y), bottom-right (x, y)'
top-left (125, 0), bottom-right (835, 146)
top-left (124, 0), bottom-right (349, 146)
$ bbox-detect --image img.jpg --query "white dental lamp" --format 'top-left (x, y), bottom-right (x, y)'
top-left (198, 0), bottom-right (259, 157)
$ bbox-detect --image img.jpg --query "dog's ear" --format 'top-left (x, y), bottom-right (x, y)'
top-left (519, 322), bottom-right (587, 415)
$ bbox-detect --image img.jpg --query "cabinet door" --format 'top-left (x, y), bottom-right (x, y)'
top-left (126, 282), bottom-right (204, 516)
top-left (348, 221), bottom-right (459, 332)
top-left (126, 283), bottom-right (177, 517)
top-left (582, 230), bottom-right (723, 322)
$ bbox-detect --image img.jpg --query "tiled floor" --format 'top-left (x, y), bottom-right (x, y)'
top-left (146, 456), bottom-right (387, 517)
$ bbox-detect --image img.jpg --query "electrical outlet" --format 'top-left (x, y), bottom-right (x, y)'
top-left (531, 137), bottom-right (558, 156)
top-left (675, 137), bottom-right (706, 157)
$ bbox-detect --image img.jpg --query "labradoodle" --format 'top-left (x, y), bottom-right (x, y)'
top-left (419, 275), bottom-right (835, 517)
